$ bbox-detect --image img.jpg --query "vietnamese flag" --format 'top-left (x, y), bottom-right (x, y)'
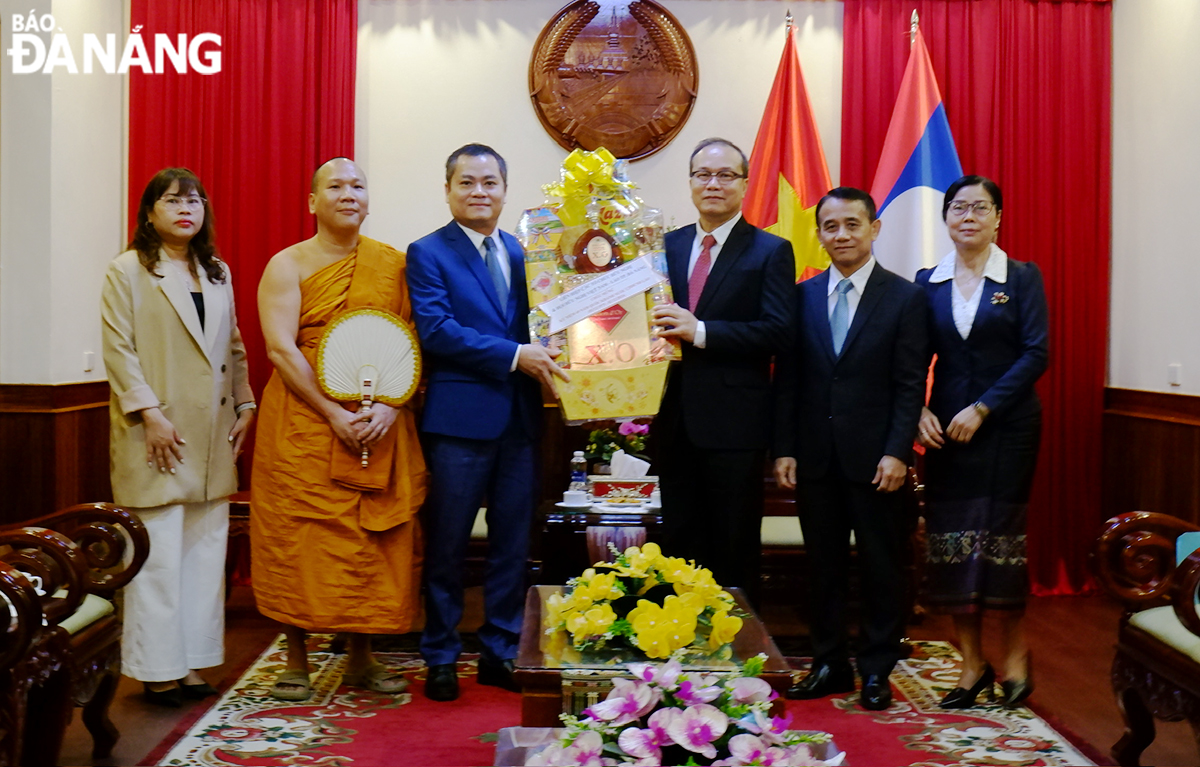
top-left (743, 23), bottom-right (833, 283)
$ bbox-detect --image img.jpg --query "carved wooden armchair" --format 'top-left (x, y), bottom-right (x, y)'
top-left (1094, 511), bottom-right (1200, 766)
top-left (0, 503), bottom-right (149, 766)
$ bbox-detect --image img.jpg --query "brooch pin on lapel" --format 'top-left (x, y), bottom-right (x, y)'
top-left (991, 291), bottom-right (1010, 305)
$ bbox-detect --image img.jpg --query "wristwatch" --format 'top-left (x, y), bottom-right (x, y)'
top-left (972, 401), bottom-right (990, 419)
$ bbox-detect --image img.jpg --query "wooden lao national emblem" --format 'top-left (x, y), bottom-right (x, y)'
top-left (530, 0), bottom-right (699, 161)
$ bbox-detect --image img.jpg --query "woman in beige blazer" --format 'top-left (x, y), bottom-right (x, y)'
top-left (101, 168), bottom-right (255, 706)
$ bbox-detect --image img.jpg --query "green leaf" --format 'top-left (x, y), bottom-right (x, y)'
top-left (741, 654), bottom-right (765, 677)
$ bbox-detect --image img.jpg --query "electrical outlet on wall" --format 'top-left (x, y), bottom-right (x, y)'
top-left (1168, 363), bottom-right (1182, 387)
top-left (83, 351), bottom-right (94, 373)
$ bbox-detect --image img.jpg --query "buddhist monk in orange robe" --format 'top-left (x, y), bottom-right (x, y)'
top-left (252, 158), bottom-right (425, 700)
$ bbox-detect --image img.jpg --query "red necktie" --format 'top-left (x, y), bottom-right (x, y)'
top-left (688, 235), bottom-right (716, 310)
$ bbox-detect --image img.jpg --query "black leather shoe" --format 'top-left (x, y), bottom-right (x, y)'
top-left (424, 663), bottom-right (459, 701)
top-left (940, 664), bottom-right (996, 709)
top-left (477, 657), bottom-right (519, 692)
top-left (143, 683), bottom-right (183, 708)
top-left (786, 663), bottom-right (856, 700)
top-left (859, 675), bottom-right (892, 711)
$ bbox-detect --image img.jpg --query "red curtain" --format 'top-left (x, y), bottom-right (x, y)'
top-left (128, 0), bottom-right (357, 481)
top-left (842, 0), bottom-right (1111, 594)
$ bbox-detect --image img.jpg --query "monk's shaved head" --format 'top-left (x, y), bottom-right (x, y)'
top-left (311, 157), bottom-right (365, 192)
top-left (308, 157), bottom-right (369, 231)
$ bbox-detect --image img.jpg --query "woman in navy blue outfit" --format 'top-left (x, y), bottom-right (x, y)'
top-left (915, 176), bottom-right (1049, 710)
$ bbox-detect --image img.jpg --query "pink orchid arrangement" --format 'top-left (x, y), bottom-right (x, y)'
top-left (586, 421), bottom-right (650, 462)
top-left (527, 656), bottom-right (842, 767)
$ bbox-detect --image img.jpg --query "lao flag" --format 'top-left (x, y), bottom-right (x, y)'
top-left (869, 26), bottom-right (962, 280)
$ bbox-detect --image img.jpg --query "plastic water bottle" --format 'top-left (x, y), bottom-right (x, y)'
top-left (569, 451), bottom-right (588, 492)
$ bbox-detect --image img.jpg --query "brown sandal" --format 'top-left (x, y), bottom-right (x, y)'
top-left (342, 662), bottom-right (409, 694)
top-left (270, 668), bottom-right (313, 701)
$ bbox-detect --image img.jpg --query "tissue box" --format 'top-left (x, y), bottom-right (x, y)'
top-left (589, 476), bottom-right (658, 504)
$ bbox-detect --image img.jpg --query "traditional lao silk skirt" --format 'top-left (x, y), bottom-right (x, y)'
top-left (923, 409), bottom-right (1041, 613)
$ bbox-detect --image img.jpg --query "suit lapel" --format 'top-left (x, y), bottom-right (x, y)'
top-left (155, 251), bottom-right (207, 356)
top-left (967, 277), bottom-right (1004, 343)
top-left (695, 217), bottom-right (751, 316)
top-left (838, 266), bottom-right (889, 360)
top-left (932, 280), bottom-right (967, 349)
top-left (501, 230), bottom-right (523, 321)
top-left (807, 271), bottom-right (835, 364)
top-left (444, 222), bottom-right (505, 319)
top-left (666, 225), bottom-right (694, 309)
top-left (199, 269), bottom-right (226, 364)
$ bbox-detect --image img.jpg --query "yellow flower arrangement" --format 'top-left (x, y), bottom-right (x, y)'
top-left (544, 542), bottom-right (744, 659)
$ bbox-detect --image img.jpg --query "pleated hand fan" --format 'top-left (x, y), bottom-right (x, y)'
top-left (316, 308), bottom-right (421, 467)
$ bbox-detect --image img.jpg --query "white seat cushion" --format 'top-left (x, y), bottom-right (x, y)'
top-left (761, 516), bottom-right (804, 546)
top-left (471, 508), bottom-right (488, 540)
top-left (1129, 605), bottom-right (1200, 664)
top-left (59, 593), bottom-right (115, 636)
top-left (760, 517), bottom-right (855, 547)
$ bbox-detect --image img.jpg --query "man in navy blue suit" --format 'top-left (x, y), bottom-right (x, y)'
top-left (773, 187), bottom-right (927, 711)
top-left (407, 144), bottom-right (567, 701)
top-left (651, 138), bottom-right (794, 604)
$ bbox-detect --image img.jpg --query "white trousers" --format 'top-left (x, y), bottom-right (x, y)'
top-left (121, 499), bottom-right (228, 682)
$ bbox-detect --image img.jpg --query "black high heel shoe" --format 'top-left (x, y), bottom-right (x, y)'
top-left (1001, 676), bottom-right (1034, 708)
top-left (939, 664), bottom-right (996, 709)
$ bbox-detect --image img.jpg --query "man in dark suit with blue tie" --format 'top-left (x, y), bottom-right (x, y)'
top-left (773, 187), bottom-right (928, 711)
top-left (651, 138), bottom-right (794, 603)
top-left (407, 144), bottom-right (568, 702)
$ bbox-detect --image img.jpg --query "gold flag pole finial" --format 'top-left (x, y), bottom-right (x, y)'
top-left (910, 10), bottom-right (919, 46)
top-left (785, 9), bottom-right (793, 30)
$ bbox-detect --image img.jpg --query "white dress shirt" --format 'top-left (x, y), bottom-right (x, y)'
top-left (456, 222), bottom-right (521, 371)
top-left (928, 244), bottom-right (1008, 339)
top-left (826, 256), bottom-right (877, 327)
top-left (457, 222), bottom-right (511, 288)
top-left (687, 213), bottom-right (742, 348)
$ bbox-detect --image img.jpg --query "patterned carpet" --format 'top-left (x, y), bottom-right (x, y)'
top-left (145, 636), bottom-right (1097, 766)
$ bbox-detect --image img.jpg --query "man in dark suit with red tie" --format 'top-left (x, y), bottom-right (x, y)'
top-left (652, 138), bottom-right (794, 602)
top-left (772, 187), bottom-right (928, 711)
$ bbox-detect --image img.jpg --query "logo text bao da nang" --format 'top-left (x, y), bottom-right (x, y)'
top-left (7, 14), bottom-right (221, 74)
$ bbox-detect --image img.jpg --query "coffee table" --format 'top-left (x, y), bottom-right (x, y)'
top-left (513, 585), bottom-right (794, 726)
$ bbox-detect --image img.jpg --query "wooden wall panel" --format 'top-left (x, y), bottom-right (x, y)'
top-left (1103, 388), bottom-right (1200, 526)
top-left (0, 382), bottom-right (112, 524)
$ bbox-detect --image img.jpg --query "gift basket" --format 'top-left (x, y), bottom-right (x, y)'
top-left (519, 148), bottom-right (679, 424)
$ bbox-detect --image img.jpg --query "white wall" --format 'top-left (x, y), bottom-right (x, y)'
top-left (356, 0), bottom-right (842, 250)
top-left (1110, 0), bottom-right (1200, 395)
top-left (0, 0), bottom-right (126, 384)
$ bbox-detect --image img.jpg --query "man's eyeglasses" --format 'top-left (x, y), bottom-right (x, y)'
top-left (690, 170), bottom-right (746, 185)
top-left (158, 195), bottom-right (207, 211)
top-left (947, 201), bottom-right (994, 217)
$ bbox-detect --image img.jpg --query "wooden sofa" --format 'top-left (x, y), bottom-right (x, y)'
top-left (0, 503), bottom-right (149, 766)
top-left (1094, 510), bottom-right (1200, 766)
